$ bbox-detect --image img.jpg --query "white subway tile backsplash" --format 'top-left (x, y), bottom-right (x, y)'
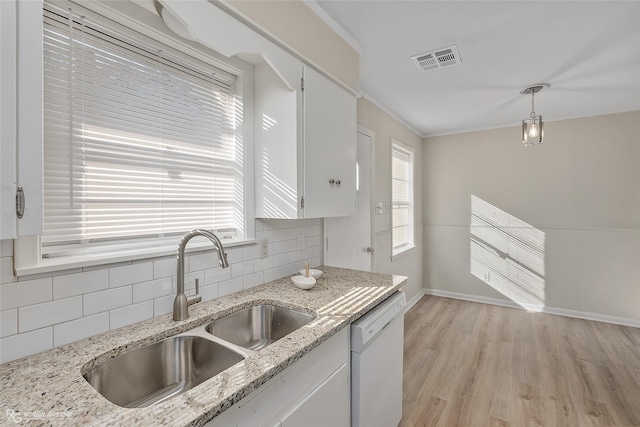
top-left (1, 277), bottom-right (52, 310)
top-left (273, 228), bottom-right (290, 242)
top-left (281, 239), bottom-right (297, 253)
top-left (253, 256), bottom-right (273, 272)
top-left (282, 263), bottom-right (299, 276)
top-left (219, 278), bottom-right (243, 297)
top-left (1, 327), bottom-right (52, 364)
top-left (204, 266), bottom-right (232, 286)
top-left (84, 286), bottom-right (132, 316)
top-left (310, 256), bottom-right (321, 269)
top-left (231, 261), bottom-right (253, 279)
top-left (273, 253), bottom-right (290, 267)
top-left (243, 272), bottom-right (264, 290)
top-left (109, 262), bottom-right (153, 288)
top-left (305, 235), bottom-right (320, 248)
top-left (0, 240), bottom-right (12, 257)
top-left (0, 219), bottom-right (322, 360)
top-left (224, 247), bottom-right (243, 264)
top-left (1, 257), bottom-right (16, 284)
top-left (304, 247), bottom-right (319, 259)
top-left (290, 250), bottom-right (305, 263)
top-left (188, 252), bottom-right (218, 272)
top-left (154, 257), bottom-right (175, 279)
top-left (289, 227), bottom-right (305, 240)
top-left (199, 284), bottom-right (219, 302)
top-left (304, 225), bottom-right (319, 237)
top-left (110, 301), bottom-right (153, 330)
top-left (153, 294), bottom-right (174, 317)
top-left (255, 230), bottom-right (272, 241)
top-left (268, 241), bottom-right (282, 256)
top-left (132, 277), bottom-right (173, 304)
top-left (264, 267), bottom-right (283, 283)
top-left (53, 312), bottom-right (109, 347)
top-left (242, 245), bottom-right (260, 262)
top-left (1, 309), bottom-right (18, 337)
top-left (53, 269), bottom-right (108, 299)
top-left (19, 297), bottom-right (82, 333)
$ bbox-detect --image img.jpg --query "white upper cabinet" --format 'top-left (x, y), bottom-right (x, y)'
top-left (254, 64), bottom-right (356, 219)
top-left (1, 0), bottom-right (43, 239)
top-left (300, 66), bottom-right (357, 218)
top-left (159, 0), bottom-right (357, 219)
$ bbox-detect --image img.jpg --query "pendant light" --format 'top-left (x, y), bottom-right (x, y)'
top-left (521, 84), bottom-right (549, 146)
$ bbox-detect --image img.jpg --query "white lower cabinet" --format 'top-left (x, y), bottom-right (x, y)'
top-left (205, 327), bottom-right (350, 427)
top-left (281, 363), bottom-right (350, 427)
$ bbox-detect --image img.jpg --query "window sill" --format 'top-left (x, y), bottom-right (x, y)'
top-left (14, 237), bottom-right (256, 277)
top-left (391, 244), bottom-right (416, 262)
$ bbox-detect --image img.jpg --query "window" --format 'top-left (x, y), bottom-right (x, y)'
top-left (391, 140), bottom-right (414, 256)
top-left (40, 3), bottom-right (246, 258)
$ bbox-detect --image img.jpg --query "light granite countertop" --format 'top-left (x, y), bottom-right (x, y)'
top-left (0, 266), bottom-right (407, 426)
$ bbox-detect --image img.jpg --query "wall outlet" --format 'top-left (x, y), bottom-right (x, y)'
top-left (375, 202), bottom-right (383, 215)
top-left (259, 238), bottom-right (269, 259)
top-left (385, 202), bottom-right (391, 213)
top-left (483, 272), bottom-right (491, 283)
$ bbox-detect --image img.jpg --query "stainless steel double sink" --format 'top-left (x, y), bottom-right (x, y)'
top-left (83, 304), bottom-right (316, 408)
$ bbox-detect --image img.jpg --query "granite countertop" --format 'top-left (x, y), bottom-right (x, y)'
top-left (0, 266), bottom-right (406, 426)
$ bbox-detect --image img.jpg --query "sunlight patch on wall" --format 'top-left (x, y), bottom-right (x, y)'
top-left (261, 146), bottom-right (296, 218)
top-left (470, 195), bottom-right (545, 312)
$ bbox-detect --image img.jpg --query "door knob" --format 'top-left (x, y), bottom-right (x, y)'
top-left (366, 247), bottom-right (375, 254)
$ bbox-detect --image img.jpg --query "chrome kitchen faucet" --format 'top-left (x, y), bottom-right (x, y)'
top-left (173, 229), bottom-right (229, 321)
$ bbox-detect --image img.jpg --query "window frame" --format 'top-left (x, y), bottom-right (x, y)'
top-left (14, 0), bottom-right (255, 276)
top-left (390, 138), bottom-right (415, 258)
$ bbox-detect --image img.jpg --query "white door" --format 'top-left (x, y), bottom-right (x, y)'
top-left (324, 127), bottom-right (374, 271)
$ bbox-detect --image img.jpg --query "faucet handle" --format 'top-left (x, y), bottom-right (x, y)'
top-left (187, 278), bottom-right (202, 306)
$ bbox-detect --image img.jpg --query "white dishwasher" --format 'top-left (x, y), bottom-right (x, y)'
top-left (351, 290), bottom-right (406, 427)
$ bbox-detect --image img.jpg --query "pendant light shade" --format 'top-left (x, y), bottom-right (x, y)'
top-left (521, 84), bottom-right (548, 146)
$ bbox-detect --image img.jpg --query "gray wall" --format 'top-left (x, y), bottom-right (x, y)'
top-left (357, 98), bottom-right (424, 303)
top-left (422, 110), bottom-right (640, 322)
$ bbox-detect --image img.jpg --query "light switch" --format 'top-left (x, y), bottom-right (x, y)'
top-left (385, 202), bottom-right (391, 213)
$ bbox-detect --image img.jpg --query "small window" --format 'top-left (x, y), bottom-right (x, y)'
top-left (391, 140), bottom-right (414, 256)
top-left (41, 4), bottom-right (245, 258)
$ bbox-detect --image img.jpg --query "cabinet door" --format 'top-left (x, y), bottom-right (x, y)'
top-left (1, 0), bottom-right (43, 238)
top-left (281, 363), bottom-right (350, 427)
top-left (302, 67), bottom-right (356, 218)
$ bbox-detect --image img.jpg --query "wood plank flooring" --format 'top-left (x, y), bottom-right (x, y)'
top-left (399, 295), bottom-right (640, 427)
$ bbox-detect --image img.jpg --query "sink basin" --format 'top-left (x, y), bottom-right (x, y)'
top-left (83, 335), bottom-right (244, 408)
top-left (206, 304), bottom-right (316, 351)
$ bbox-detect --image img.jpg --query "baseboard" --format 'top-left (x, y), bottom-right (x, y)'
top-left (404, 289), bottom-right (427, 314)
top-left (419, 288), bottom-right (640, 328)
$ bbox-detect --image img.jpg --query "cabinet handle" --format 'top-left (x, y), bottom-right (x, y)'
top-left (335, 180), bottom-right (341, 185)
top-left (329, 179), bottom-right (335, 184)
top-left (16, 187), bottom-right (25, 219)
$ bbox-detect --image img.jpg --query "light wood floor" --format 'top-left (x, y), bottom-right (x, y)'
top-left (399, 295), bottom-right (640, 427)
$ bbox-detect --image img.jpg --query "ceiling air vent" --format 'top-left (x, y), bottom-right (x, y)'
top-left (411, 44), bottom-right (462, 72)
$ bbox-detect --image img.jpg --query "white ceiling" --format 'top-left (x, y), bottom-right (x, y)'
top-left (313, 1), bottom-right (640, 137)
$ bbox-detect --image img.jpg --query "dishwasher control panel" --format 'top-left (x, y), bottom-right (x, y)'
top-left (351, 291), bottom-right (406, 350)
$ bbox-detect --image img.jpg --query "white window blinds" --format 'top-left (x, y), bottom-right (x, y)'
top-left (42, 6), bottom-right (244, 252)
top-left (391, 142), bottom-right (414, 254)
